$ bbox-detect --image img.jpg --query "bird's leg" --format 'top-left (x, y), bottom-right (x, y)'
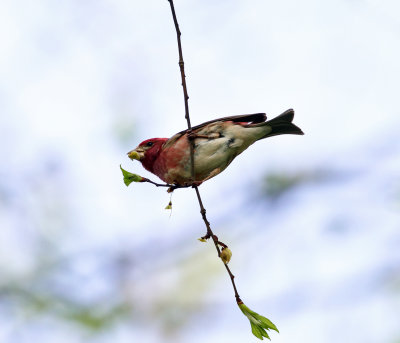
top-left (190, 180), bottom-right (203, 187)
top-left (181, 180), bottom-right (202, 188)
top-left (167, 181), bottom-right (193, 193)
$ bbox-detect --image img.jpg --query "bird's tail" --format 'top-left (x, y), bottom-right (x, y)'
top-left (255, 109), bottom-right (304, 140)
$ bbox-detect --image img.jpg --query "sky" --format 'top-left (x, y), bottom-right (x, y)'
top-left (0, 0), bottom-right (400, 342)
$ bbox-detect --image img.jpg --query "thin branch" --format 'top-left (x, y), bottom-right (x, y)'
top-left (167, 0), bottom-right (191, 130)
top-left (141, 177), bottom-right (190, 191)
top-left (167, 0), bottom-right (242, 304)
top-left (141, 178), bottom-right (173, 188)
top-left (167, 0), bottom-right (195, 180)
top-left (195, 186), bottom-right (242, 303)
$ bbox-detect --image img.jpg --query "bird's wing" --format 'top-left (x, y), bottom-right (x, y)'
top-left (163, 132), bottom-right (185, 149)
top-left (182, 113), bottom-right (267, 134)
top-left (163, 113), bottom-right (267, 149)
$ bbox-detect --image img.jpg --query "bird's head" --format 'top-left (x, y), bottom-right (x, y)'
top-left (127, 138), bottom-right (167, 172)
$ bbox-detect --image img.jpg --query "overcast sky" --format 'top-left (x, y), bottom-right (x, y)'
top-left (1, 1), bottom-right (400, 342)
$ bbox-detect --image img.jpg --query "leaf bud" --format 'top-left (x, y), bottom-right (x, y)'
top-left (220, 247), bottom-right (232, 264)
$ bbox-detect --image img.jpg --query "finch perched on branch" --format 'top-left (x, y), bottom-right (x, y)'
top-left (127, 109), bottom-right (303, 186)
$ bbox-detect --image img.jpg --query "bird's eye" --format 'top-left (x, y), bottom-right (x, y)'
top-left (146, 141), bottom-right (154, 147)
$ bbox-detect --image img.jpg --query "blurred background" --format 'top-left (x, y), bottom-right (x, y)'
top-left (1, 0), bottom-right (399, 342)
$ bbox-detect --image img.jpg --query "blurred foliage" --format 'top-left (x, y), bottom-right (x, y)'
top-left (0, 215), bottom-right (222, 341)
top-left (1, 284), bottom-right (130, 332)
top-left (0, 245), bottom-right (221, 341)
top-left (261, 170), bottom-right (331, 201)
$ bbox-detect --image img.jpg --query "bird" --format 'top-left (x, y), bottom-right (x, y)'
top-left (127, 109), bottom-right (303, 186)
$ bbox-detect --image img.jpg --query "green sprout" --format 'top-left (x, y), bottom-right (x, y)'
top-left (238, 302), bottom-right (279, 340)
top-left (165, 201), bottom-right (172, 210)
top-left (120, 165), bottom-right (144, 186)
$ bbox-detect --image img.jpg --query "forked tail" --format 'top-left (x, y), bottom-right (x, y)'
top-left (259, 109), bottom-right (304, 139)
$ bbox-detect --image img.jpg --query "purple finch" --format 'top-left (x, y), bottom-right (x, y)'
top-left (127, 109), bottom-right (303, 186)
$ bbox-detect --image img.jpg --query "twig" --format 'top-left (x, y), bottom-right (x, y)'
top-left (195, 186), bottom-right (242, 303)
top-left (141, 178), bottom-right (173, 188)
top-left (167, 0), bottom-right (242, 304)
top-left (141, 177), bottom-right (190, 192)
top-left (167, 0), bottom-right (195, 180)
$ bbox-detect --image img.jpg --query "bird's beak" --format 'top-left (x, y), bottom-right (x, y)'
top-left (127, 148), bottom-right (144, 161)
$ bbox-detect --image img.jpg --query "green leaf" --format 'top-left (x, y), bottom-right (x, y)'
top-left (238, 302), bottom-right (278, 340)
top-left (120, 165), bottom-right (144, 186)
top-left (244, 306), bottom-right (279, 333)
top-left (257, 314), bottom-right (279, 333)
top-left (251, 321), bottom-right (269, 340)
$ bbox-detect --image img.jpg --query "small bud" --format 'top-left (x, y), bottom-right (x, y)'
top-left (198, 238), bottom-right (207, 242)
top-left (220, 247), bottom-right (232, 264)
top-left (127, 150), bottom-right (141, 160)
top-left (165, 201), bottom-right (172, 210)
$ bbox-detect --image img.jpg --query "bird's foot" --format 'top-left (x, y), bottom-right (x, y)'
top-left (186, 180), bottom-right (202, 188)
top-left (167, 181), bottom-right (200, 192)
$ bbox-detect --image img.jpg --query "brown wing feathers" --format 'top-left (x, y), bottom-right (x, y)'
top-left (177, 113), bottom-right (267, 135)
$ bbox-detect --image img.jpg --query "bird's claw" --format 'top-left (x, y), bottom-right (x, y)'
top-left (167, 182), bottom-right (200, 192)
top-left (189, 181), bottom-right (202, 188)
